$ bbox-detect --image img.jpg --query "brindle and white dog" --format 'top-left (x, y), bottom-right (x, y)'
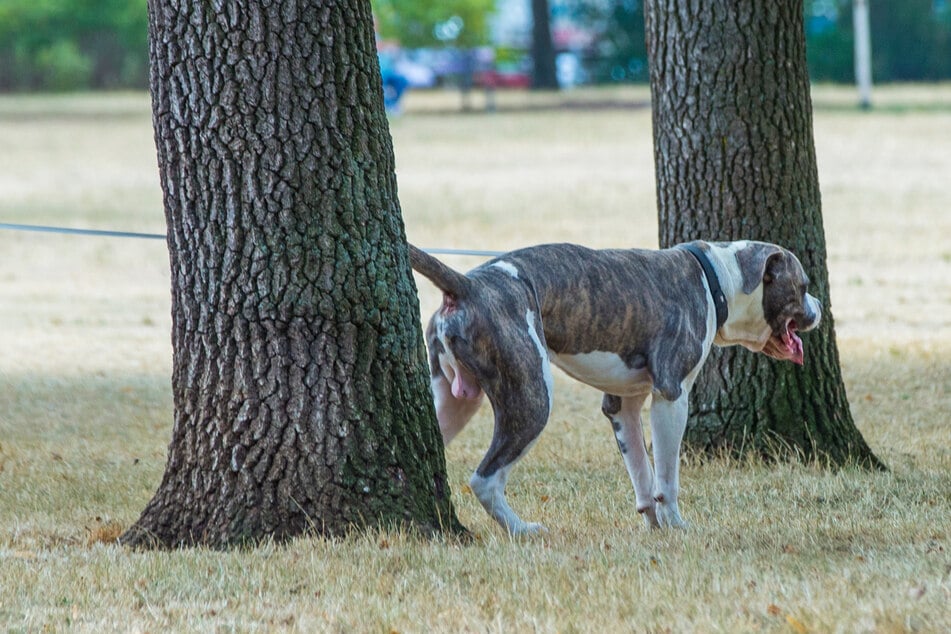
top-left (409, 241), bottom-right (821, 534)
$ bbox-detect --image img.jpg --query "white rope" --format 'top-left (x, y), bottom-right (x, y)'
top-left (0, 222), bottom-right (165, 240)
top-left (0, 222), bottom-right (500, 257)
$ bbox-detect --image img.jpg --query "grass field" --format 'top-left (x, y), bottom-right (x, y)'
top-left (1, 85), bottom-right (949, 632)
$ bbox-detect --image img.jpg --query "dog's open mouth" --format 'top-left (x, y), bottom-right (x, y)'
top-left (762, 319), bottom-right (804, 365)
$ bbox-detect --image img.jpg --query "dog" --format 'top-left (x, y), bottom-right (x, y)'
top-left (409, 240), bottom-right (821, 533)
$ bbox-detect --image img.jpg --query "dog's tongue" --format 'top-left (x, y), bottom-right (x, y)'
top-left (782, 327), bottom-right (805, 366)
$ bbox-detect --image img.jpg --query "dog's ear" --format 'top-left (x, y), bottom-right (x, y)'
top-left (736, 242), bottom-right (784, 294)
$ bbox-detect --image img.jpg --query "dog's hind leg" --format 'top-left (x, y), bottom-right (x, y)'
top-left (469, 399), bottom-right (549, 535)
top-left (469, 308), bottom-right (553, 535)
top-left (601, 393), bottom-right (658, 528)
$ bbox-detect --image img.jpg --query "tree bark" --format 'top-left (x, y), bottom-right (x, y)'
top-left (644, 0), bottom-right (883, 468)
top-left (531, 0), bottom-right (559, 89)
top-left (123, 0), bottom-right (464, 549)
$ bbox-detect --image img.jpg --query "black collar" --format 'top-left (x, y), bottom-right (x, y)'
top-left (682, 243), bottom-right (729, 330)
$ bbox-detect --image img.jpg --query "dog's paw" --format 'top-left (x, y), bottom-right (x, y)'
top-left (639, 506), bottom-right (660, 529)
top-left (655, 504), bottom-right (687, 529)
top-left (510, 522), bottom-right (549, 537)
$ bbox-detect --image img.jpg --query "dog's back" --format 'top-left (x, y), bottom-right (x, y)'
top-left (472, 244), bottom-right (708, 361)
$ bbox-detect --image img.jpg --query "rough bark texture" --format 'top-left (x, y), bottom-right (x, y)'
top-left (531, 0), bottom-right (559, 89)
top-left (644, 0), bottom-right (882, 468)
top-left (123, 0), bottom-right (463, 548)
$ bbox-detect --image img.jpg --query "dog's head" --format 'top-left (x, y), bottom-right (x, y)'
top-left (715, 241), bottom-right (822, 365)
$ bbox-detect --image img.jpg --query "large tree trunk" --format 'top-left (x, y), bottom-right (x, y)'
top-left (122, 0), bottom-right (463, 549)
top-left (644, 0), bottom-right (883, 468)
top-left (531, 0), bottom-right (559, 89)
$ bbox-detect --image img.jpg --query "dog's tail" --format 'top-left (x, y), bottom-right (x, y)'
top-left (408, 244), bottom-right (473, 299)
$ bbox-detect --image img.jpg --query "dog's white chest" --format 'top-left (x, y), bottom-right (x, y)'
top-left (549, 350), bottom-right (652, 396)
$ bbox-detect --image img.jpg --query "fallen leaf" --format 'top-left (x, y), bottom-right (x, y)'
top-left (786, 615), bottom-right (808, 633)
top-left (767, 604), bottom-right (782, 616)
top-left (86, 519), bottom-right (125, 545)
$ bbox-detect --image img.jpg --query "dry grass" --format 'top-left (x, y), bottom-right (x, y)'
top-left (1, 85), bottom-right (949, 632)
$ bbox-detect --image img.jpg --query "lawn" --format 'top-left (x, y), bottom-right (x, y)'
top-left (0, 85), bottom-right (949, 632)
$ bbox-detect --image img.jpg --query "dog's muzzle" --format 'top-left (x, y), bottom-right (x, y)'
top-left (762, 293), bottom-right (821, 366)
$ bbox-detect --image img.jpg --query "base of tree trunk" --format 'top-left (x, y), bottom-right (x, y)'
top-left (120, 511), bottom-right (469, 550)
top-left (685, 347), bottom-right (886, 471)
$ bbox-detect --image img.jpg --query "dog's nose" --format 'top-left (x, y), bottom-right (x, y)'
top-left (802, 294), bottom-right (822, 330)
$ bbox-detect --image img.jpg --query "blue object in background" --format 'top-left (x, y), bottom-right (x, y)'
top-left (379, 52), bottom-right (411, 113)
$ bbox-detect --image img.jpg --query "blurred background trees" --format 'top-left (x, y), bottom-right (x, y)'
top-left (0, 0), bottom-right (148, 91)
top-left (1, 0), bottom-right (949, 92)
top-left (806, 0), bottom-right (951, 82)
top-left (372, 0), bottom-right (495, 49)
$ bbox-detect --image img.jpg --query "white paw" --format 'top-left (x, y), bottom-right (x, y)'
top-left (639, 506), bottom-right (660, 529)
top-left (510, 521), bottom-right (549, 537)
top-left (656, 503), bottom-right (687, 529)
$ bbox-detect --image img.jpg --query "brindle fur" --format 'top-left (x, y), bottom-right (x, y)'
top-left (409, 240), bottom-right (821, 533)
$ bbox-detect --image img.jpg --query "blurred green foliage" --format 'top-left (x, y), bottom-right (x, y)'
top-left (805, 0), bottom-right (951, 82)
top-left (0, 0), bottom-right (148, 90)
top-left (0, 0), bottom-right (948, 92)
top-left (583, 0), bottom-right (951, 84)
top-left (566, 0), bottom-right (646, 83)
top-left (372, 0), bottom-right (495, 48)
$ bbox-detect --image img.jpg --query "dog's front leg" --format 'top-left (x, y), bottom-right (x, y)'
top-left (648, 393), bottom-right (689, 528)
